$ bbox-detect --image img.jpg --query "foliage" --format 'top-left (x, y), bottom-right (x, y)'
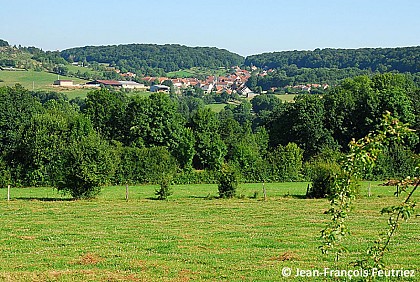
top-left (83, 88), bottom-right (128, 141)
top-left (306, 160), bottom-right (344, 199)
top-left (320, 112), bottom-right (417, 266)
top-left (0, 39), bottom-right (9, 47)
top-left (245, 47), bottom-right (420, 74)
top-left (172, 169), bottom-right (218, 185)
top-left (60, 44), bottom-right (244, 76)
top-left (114, 146), bottom-right (178, 185)
top-left (125, 92), bottom-right (185, 148)
top-left (266, 143), bottom-right (304, 182)
top-left (217, 163), bottom-right (240, 198)
top-left (0, 155), bottom-right (11, 187)
top-left (155, 174), bottom-right (173, 200)
top-left (266, 94), bottom-right (337, 159)
top-left (56, 133), bottom-right (115, 199)
top-left (190, 108), bottom-right (227, 170)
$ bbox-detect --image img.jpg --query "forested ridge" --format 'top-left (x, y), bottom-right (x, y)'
top-left (245, 46), bottom-right (420, 73)
top-left (60, 44), bottom-right (245, 76)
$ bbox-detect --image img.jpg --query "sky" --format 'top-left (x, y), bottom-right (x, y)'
top-left (1, 0), bottom-right (419, 56)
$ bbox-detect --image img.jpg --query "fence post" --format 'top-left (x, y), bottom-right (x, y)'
top-left (263, 182), bottom-right (267, 201)
top-left (125, 183), bottom-right (129, 202)
top-left (7, 184), bottom-right (10, 201)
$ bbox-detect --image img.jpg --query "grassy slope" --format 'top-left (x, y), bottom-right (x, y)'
top-left (0, 70), bottom-right (92, 98)
top-left (0, 182), bottom-right (418, 281)
top-left (206, 103), bottom-right (227, 113)
top-left (275, 94), bottom-right (298, 102)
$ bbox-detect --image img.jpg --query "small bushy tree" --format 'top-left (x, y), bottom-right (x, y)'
top-left (56, 134), bottom-right (115, 199)
top-left (155, 174), bottom-right (173, 200)
top-left (217, 163), bottom-right (239, 198)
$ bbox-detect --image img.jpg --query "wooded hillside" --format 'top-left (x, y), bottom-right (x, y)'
top-left (60, 44), bottom-right (245, 76)
top-left (244, 47), bottom-right (419, 73)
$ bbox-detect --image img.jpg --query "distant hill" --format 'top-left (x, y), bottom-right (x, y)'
top-left (60, 44), bottom-right (245, 76)
top-left (244, 47), bottom-right (420, 73)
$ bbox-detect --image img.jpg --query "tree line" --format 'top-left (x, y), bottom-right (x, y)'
top-left (0, 73), bottom-right (418, 198)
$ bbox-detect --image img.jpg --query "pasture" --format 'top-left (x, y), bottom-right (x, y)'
top-left (0, 182), bottom-right (418, 281)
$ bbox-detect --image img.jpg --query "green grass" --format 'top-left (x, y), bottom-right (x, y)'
top-left (0, 70), bottom-right (87, 90)
top-left (206, 103), bottom-right (227, 113)
top-left (275, 94), bottom-right (298, 103)
top-left (0, 70), bottom-right (155, 100)
top-left (66, 64), bottom-right (103, 78)
top-left (0, 182), bottom-right (418, 281)
top-left (0, 70), bottom-right (91, 99)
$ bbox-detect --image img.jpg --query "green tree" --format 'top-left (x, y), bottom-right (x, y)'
top-left (84, 89), bottom-right (128, 141)
top-left (267, 95), bottom-right (336, 159)
top-left (56, 133), bottom-right (115, 199)
top-left (266, 143), bottom-right (304, 182)
top-left (126, 92), bottom-right (185, 149)
top-left (217, 163), bottom-right (239, 198)
top-left (190, 108), bottom-right (227, 170)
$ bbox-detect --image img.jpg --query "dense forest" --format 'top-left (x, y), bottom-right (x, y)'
top-left (245, 47), bottom-right (420, 73)
top-left (60, 44), bottom-right (245, 76)
top-left (0, 73), bottom-right (418, 198)
top-left (244, 47), bottom-right (420, 91)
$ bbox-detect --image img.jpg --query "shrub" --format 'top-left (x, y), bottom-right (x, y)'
top-left (306, 161), bottom-right (341, 198)
top-left (0, 156), bottom-right (10, 187)
top-left (114, 146), bottom-right (178, 184)
top-left (155, 174), bottom-right (173, 200)
top-left (217, 163), bottom-right (239, 198)
top-left (266, 143), bottom-right (304, 182)
top-left (56, 134), bottom-right (115, 199)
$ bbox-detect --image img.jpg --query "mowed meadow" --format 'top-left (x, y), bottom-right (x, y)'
top-left (0, 182), bottom-right (418, 281)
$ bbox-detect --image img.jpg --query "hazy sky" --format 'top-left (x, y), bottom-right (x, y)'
top-left (1, 0), bottom-right (419, 56)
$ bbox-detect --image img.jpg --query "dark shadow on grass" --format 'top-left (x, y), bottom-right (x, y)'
top-left (14, 197), bottom-right (75, 202)
top-left (187, 195), bottom-right (211, 199)
top-left (286, 195), bottom-right (308, 199)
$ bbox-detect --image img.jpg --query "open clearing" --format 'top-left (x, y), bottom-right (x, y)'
top-left (0, 182), bottom-right (418, 281)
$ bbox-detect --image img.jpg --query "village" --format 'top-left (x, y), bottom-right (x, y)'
top-left (53, 65), bottom-right (328, 97)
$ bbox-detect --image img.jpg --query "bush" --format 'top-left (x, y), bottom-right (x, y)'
top-left (306, 161), bottom-right (341, 198)
top-left (217, 163), bottom-right (239, 198)
top-left (114, 146), bottom-right (178, 184)
top-left (0, 156), bottom-right (10, 187)
top-left (56, 134), bottom-right (115, 199)
top-left (155, 174), bottom-right (173, 200)
top-left (266, 143), bottom-right (304, 182)
top-left (173, 169), bottom-right (217, 184)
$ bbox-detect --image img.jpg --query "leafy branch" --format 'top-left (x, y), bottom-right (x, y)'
top-left (320, 112), bottom-right (416, 262)
top-left (357, 177), bottom-right (418, 270)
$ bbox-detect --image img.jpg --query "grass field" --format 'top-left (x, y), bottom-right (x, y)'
top-left (275, 94), bottom-right (298, 103)
top-left (0, 70), bottom-right (87, 90)
top-left (206, 103), bottom-right (227, 113)
top-left (0, 182), bottom-right (418, 281)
